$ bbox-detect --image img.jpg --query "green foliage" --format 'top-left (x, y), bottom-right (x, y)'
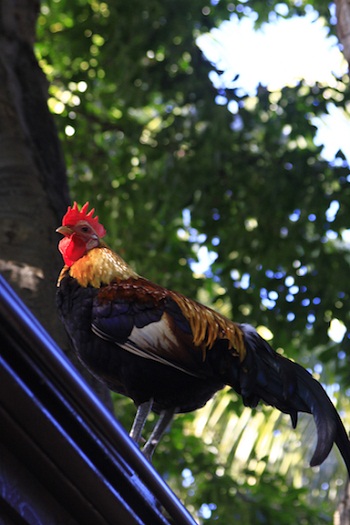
top-left (37, 0), bottom-right (350, 521)
top-left (36, 0), bottom-right (350, 355)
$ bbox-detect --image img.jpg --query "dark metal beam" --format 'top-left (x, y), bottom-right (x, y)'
top-left (0, 275), bottom-right (197, 525)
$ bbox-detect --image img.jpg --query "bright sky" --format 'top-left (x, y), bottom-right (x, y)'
top-left (197, 9), bottom-right (350, 163)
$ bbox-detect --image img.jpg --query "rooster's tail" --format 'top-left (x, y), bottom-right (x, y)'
top-left (233, 324), bottom-right (350, 474)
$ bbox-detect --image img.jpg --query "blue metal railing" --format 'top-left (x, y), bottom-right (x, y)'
top-left (0, 275), bottom-right (197, 525)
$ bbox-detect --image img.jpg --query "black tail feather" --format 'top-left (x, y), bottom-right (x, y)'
top-left (238, 324), bottom-right (350, 475)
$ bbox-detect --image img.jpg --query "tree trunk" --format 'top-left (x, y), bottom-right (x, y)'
top-left (335, 479), bottom-right (350, 525)
top-left (0, 0), bottom-right (68, 341)
top-left (0, 0), bottom-right (112, 407)
top-left (335, 0), bottom-right (350, 70)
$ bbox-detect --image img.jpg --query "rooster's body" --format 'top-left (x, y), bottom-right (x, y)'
top-left (56, 202), bottom-right (350, 472)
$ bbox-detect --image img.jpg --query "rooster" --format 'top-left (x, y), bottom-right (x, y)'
top-left (56, 202), bottom-right (350, 473)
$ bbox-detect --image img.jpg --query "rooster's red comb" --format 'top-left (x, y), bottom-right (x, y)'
top-left (62, 202), bottom-right (106, 238)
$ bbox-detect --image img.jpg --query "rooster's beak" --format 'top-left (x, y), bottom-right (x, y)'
top-left (56, 226), bottom-right (74, 236)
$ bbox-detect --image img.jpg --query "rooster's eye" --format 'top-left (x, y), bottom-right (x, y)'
top-left (81, 226), bottom-right (90, 233)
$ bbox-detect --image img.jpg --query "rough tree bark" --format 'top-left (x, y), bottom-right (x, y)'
top-left (0, 0), bottom-right (111, 406)
top-left (0, 0), bottom-right (69, 342)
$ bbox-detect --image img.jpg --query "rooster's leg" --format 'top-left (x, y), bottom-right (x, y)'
top-left (142, 408), bottom-right (175, 460)
top-left (130, 399), bottom-right (153, 444)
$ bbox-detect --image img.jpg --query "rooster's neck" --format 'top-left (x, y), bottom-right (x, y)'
top-left (60, 245), bottom-right (138, 288)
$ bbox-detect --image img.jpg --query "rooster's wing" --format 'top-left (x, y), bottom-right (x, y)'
top-left (91, 277), bottom-right (239, 378)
